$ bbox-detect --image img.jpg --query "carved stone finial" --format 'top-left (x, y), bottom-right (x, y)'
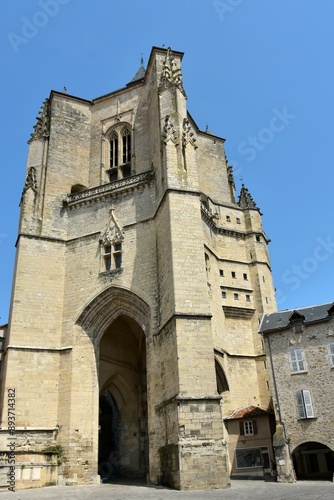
top-left (227, 165), bottom-right (236, 191)
top-left (182, 118), bottom-right (197, 149)
top-left (162, 115), bottom-right (178, 145)
top-left (28, 98), bottom-right (50, 143)
top-left (238, 184), bottom-right (260, 211)
top-left (159, 47), bottom-right (187, 97)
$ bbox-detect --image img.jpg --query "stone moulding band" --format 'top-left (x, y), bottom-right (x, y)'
top-left (156, 394), bottom-right (222, 411)
top-left (5, 345), bottom-right (72, 353)
top-left (63, 170), bottom-right (154, 207)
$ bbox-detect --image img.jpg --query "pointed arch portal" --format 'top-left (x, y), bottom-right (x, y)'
top-left (76, 287), bottom-right (150, 480)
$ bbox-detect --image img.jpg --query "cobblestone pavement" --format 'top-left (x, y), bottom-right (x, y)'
top-left (1, 479), bottom-right (333, 500)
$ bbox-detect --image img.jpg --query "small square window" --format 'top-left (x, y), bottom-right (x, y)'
top-left (234, 293), bottom-right (239, 300)
top-left (231, 271), bottom-right (236, 278)
top-left (244, 421), bottom-right (254, 435)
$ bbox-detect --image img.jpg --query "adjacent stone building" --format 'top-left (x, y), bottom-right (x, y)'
top-left (0, 46), bottom-right (278, 490)
top-left (259, 303), bottom-right (334, 482)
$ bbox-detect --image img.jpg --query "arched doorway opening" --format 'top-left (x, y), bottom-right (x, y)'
top-left (292, 442), bottom-right (334, 480)
top-left (98, 314), bottom-right (148, 481)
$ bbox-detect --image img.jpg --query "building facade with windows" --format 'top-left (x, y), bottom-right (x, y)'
top-left (0, 46), bottom-right (277, 490)
top-left (259, 303), bottom-right (334, 482)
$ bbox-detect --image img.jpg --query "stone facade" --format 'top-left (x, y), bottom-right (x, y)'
top-left (0, 46), bottom-right (278, 490)
top-left (259, 303), bottom-right (334, 482)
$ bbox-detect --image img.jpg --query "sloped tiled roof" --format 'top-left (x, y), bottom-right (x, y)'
top-left (224, 405), bottom-right (271, 420)
top-left (127, 65), bottom-right (146, 85)
top-left (259, 302), bottom-right (334, 334)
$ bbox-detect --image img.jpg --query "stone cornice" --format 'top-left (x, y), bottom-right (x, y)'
top-left (201, 203), bottom-right (270, 243)
top-left (63, 170), bottom-right (154, 209)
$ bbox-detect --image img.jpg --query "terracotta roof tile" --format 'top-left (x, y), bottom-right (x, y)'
top-left (225, 405), bottom-right (270, 420)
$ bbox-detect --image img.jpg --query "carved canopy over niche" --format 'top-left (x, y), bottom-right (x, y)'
top-left (182, 118), bottom-right (197, 149)
top-left (162, 115), bottom-right (178, 145)
top-left (21, 166), bottom-right (38, 203)
top-left (99, 207), bottom-right (124, 245)
top-left (159, 47), bottom-right (187, 97)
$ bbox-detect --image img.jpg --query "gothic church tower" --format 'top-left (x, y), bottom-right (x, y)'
top-left (0, 47), bottom-right (277, 490)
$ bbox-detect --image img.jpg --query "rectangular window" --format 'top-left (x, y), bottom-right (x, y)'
top-left (240, 420), bottom-right (257, 436)
top-left (244, 421), bottom-right (253, 435)
top-left (234, 293), bottom-right (239, 300)
top-left (122, 163), bottom-right (131, 178)
top-left (328, 343), bottom-right (334, 367)
top-left (231, 271), bottom-right (236, 278)
top-left (103, 244), bottom-right (111, 271)
top-left (226, 215), bottom-right (231, 222)
top-left (113, 242), bottom-right (122, 269)
top-left (221, 291), bottom-right (226, 299)
top-left (236, 217), bottom-right (241, 224)
top-left (220, 270), bottom-right (224, 276)
top-left (290, 348), bottom-right (307, 373)
top-left (296, 390), bottom-right (314, 419)
top-left (109, 168), bottom-right (118, 182)
top-left (235, 448), bottom-right (262, 469)
top-left (246, 294), bottom-right (251, 302)
top-left (243, 273), bottom-right (248, 280)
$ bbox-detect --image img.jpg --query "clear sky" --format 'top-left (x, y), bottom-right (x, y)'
top-left (1, 0), bottom-right (333, 323)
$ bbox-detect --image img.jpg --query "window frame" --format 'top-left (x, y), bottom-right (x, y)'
top-left (290, 348), bottom-right (307, 374)
top-left (328, 342), bottom-right (334, 368)
top-left (296, 390), bottom-right (315, 419)
top-left (105, 124), bottom-right (132, 182)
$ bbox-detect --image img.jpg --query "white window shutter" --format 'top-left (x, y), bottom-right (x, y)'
top-left (290, 348), bottom-right (306, 372)
top-left (328, 343), bottom-right (334, 367)
top-left (296, 391), bottom-right (306, 418)
top-left (303, 390), bottom-right (314, 418)
top-left (290, 349), bottom-right (298, 372)
top-left (296, 349), bottom-right (306, 371)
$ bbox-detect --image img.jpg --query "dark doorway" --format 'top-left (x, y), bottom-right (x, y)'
top-left (98, 315), bottom-right (149, 480)
top-left (292, 442), bottom-right (334, 480)
top-left (98, 391), bottom-right (121, 479)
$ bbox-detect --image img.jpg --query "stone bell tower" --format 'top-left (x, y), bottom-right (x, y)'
top-left (0, 46), bottom-right (276, 490)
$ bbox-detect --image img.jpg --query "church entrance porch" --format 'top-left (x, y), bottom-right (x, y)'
top-left (98, 315), bottom-right (149, 481)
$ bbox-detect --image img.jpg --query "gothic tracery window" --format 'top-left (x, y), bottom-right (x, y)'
top-left (106, 125), bottom-right (132, 183)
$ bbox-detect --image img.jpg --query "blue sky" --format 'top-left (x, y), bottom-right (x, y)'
top-left (1, 0), bottom-right (334, 323)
